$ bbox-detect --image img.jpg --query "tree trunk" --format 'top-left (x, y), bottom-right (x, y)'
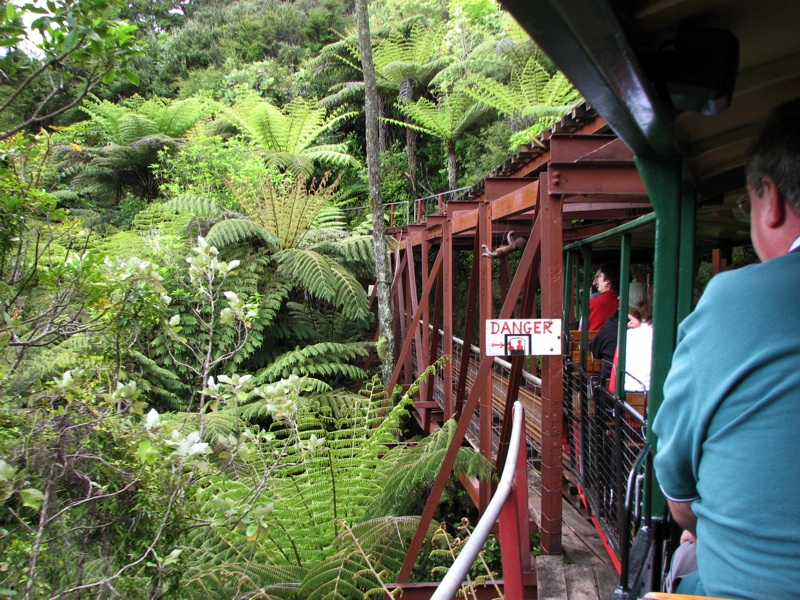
top-left (378, 94), bottom-right (388, 153)
top-left (447, 138), bottom-right (458, 191)
top-left (406, 127), bottom-right (418, 199)
top-left (356, 0), bottom-right (395, 389)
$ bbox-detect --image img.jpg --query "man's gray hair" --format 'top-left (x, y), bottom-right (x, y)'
top-left (746, 98), bottom-right (800, 217)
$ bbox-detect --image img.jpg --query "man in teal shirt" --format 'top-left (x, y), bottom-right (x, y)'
top-left (653, 98), bottom-right (800, 598)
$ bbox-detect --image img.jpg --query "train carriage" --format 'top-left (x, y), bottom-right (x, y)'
top-left (385, 1), bottom-right (800, 597)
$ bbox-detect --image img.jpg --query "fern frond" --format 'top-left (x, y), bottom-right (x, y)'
top-left (298, 517), bottom-right (436, 599)
top-left (362, 419), bottom-right (495, 520)
top-left (116, 112), bottom-right (159, 145)
top-left (334, 234), bottom-right (375, 265)
top-left (275, 248), bottom-right (337, 299)
top-left (205, 218), bottom-right (279, 250)
top-left (255, 342), bottom-right (369, 383)
top-left (328, 260), bottom-right (371, 320)
top-left (311, 205), bottom-right (348, 230)
top-left (318, 81), bottom-right (365, 109)
top-left (128, 349), bottom-right (189, 410)
top-left (162, 195), bottom-right (223, 219)
top-left (202, 410), bottom-right (239, 442)
top-left (300, 144), bottom-right (361, 170)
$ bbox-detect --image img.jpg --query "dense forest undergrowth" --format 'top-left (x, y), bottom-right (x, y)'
top-left (1, 0), bottom-right (566, 595)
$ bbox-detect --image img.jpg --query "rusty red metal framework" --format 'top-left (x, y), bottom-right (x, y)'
top-left (385, 105), bottom-right (654, 586)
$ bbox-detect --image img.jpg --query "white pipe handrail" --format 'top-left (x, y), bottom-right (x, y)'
top-left (430, 401), bottom-right (525, 600)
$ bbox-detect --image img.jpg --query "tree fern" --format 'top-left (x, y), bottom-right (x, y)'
top-left (298, 517), bottom-right (433, 600)
top-left (176, 388), bottom-right (405, 596)
top-left (128, 349), bottom-right (190, 411)
top-left (58, 95), bottom-right (208, 203)
top-left (202, 409), bottom-right (240, 442)
top-left (316, 234), bottom-right (375, 270)
top-left (388, 90), bottom-right (490, 189)
top-left (296, 302), bottom-right (334, 342)
top-left (312, 204), bottom-right (348, 230)
top-left (229, 172), bottom-right (341, 250)
top-left (463, 55), bottom-right (581, 148)
top-left (219, 96), bottom-right (359, 175)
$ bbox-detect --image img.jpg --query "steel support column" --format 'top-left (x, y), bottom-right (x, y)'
top-left (636, 157), bottom-right (685, 516)
top-left (405, 238), bottom-right (423, 385)
top-left (386, 252), bottom-right (444, 398)
top-left (443, 221), bottom-right (454, 419)
top-left (615, 234), bottom-right (632, 395)
top-left (478, 200), bottom-right (494, 512)
top-left (419, 234), bottom-right (431, 401)
top-left (677, 186), bottom-right (696, 322)
top-left (455, 235), bottom-right (482, 418)
top-left (539, 173), bottom-right (564, 554)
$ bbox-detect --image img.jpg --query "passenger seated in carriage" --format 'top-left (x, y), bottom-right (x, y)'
top-left (653, 98), bottom-right (800, 599)
top-left (587, 261), bottom-right (620, 330)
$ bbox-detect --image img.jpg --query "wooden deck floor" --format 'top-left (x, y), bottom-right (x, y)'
top-left (528, 466), bottom-right (618, 599)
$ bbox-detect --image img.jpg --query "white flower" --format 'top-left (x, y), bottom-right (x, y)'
top-left (145, 409), bottom-right (160, 431)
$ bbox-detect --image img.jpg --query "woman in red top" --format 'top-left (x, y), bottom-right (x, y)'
top-left (588, 262), bottom-right (620, 330)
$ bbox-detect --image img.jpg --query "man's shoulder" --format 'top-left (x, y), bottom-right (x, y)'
top-left (704, 254), bottom-right (800, 300)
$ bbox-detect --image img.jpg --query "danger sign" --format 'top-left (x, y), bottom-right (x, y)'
top-left (485, 319), bottom-right (562, 357)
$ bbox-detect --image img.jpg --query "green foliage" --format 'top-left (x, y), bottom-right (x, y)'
top-left (379, 143), bottom-right (414, 207)
top-left (389, 89), bottom-right (490, 188)
top-left (229, 172), bottom-right (343, 249)
top-left (275, 249), bottom-right (371, 321)
top-left (371, 19), bottom-right (449, 101)
top-left (0, 0), bottom-right (142, 140)
top-left (206, 217), bottom-right (280, 250)
top-left (459, 118), bottom-right (514, 182)
top-left (298, 517), bottom-right (434, 599)
top-left (0, 374), bottom-right (196, 596)
top-left (176, 380), bottom-right (437, 597)
top-left (0, 133), bottom-right (62, 274)
top-left (391, 90), bottom-right (488, 143)
top-left (56, 95), bottom-right (208, 204)
top-left (156, 135), bottom-right (266, 209)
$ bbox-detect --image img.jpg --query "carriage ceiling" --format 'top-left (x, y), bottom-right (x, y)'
top-left (499, 0), bottom-right (800, 245)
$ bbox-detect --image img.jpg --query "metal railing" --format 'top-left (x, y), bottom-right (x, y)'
top-left (430, 401), bottom-right (526, 600)
top-left (411, 326), bottom-right (543, 454)
top-left (562, 361), bottom-right (648, 559)
top-left (343, 187), bottom-right (473, 228)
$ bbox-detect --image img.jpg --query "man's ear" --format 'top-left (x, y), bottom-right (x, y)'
top-left (760, 176), bottom-right (786, 228)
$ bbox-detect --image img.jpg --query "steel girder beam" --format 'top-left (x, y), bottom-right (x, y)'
top-left (549, 134), bottom-right (632, 163)
top-left (548, 163), bottom-right (647, 196)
